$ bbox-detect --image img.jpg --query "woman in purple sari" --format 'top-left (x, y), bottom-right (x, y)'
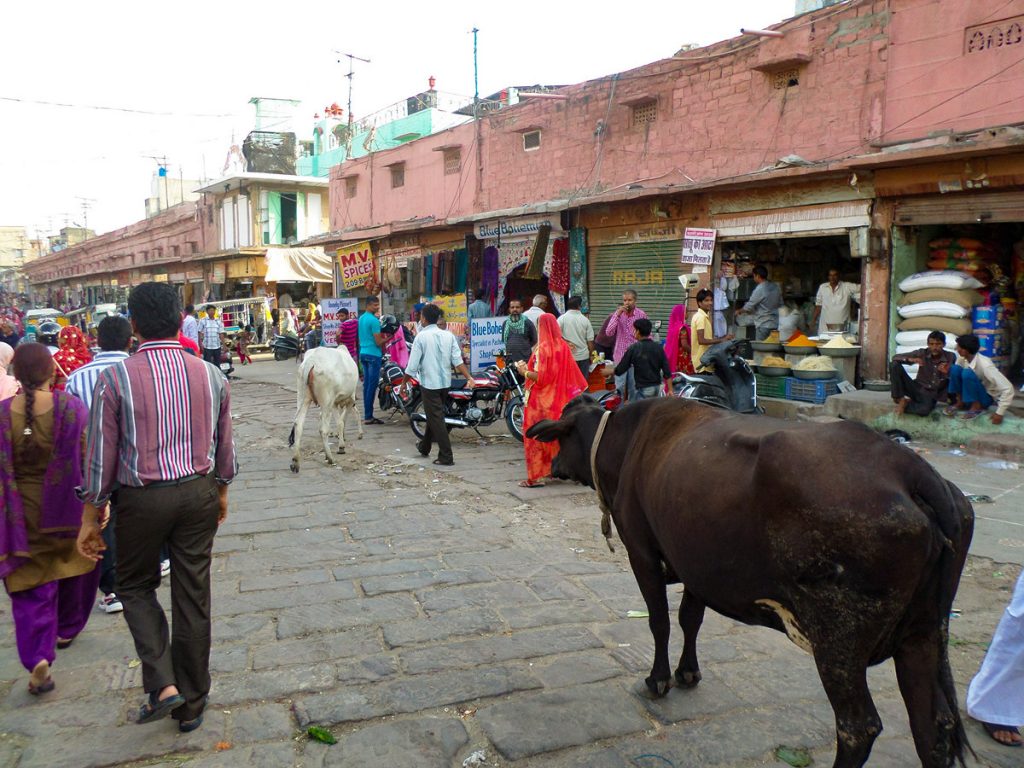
top-left (0, 343), bottom-right (98, 694)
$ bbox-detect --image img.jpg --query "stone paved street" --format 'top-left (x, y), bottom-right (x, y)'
top-left (1, 360), bottom-right (1022, 768)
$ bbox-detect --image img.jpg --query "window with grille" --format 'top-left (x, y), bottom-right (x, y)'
top-left (523, 130), bottom-right (541, 151)
top-left (631, 100), bottom-right (658, 125)
top-left (390, 165), bottom-right (405, 188)
top-left (443, 149), bottom-right (461, 175)
top-left (345, 176), bottom-right (358, 198)
top-left (772, 69), bottom-right (800, 89)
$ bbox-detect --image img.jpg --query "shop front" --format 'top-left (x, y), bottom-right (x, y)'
top-left (472, 214), bottom-right (569, 315)
top-left (225, 255), bottom-right (268, 300)
top-left (265, 246), bottom-right (333, 314)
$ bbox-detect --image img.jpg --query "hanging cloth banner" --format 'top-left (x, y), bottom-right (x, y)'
top-left (265, 247), bottom-right (333, 283)
top-left (523, 223), bottom-right (551, 280)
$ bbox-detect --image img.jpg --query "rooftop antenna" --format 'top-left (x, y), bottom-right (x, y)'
top-left (75, 197), bottom-right (96, 236)
top-left (334, 51), bottom-right (371, 159)
top-left (143, 155), bottom-right (171, 211)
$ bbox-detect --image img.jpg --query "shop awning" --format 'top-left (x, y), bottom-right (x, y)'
top-left (264, 247), bottom-right (333, 283)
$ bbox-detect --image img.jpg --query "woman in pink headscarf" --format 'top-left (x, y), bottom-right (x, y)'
top-left (663, 304), bottom-right (695, 384)
top-left (384, 328), bottom-right (410, 368)
top-left (0, 342), bottom-right (18, 400)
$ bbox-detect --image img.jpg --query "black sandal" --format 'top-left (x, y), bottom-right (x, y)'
top-left (981, 722), bottom-right (1022, 747)
top-left (137, 690), bottom-right (186, 724)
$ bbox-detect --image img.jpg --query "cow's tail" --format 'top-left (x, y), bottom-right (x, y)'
top-left (914, 472), bottom-right (974, 767)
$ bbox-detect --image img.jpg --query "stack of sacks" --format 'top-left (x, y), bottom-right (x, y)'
top-left (896, 270), bottom-right (982, 338)
top-left (927, 237), bottom-right (1001, 279)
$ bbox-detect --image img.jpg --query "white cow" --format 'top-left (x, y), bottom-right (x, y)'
top-left (288, 345), bottom-right (364, 472)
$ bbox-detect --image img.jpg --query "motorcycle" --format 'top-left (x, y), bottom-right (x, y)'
top-left (218, 346), bottom-right (235, 378)
top-left (271, 334), bottom-right (301, 361)
top-left (407, 350), bottom-right (527, 442)
top-left (377, 352), bottom-right (420, 417)
top-left (672, 339), bottom-right (760, 414)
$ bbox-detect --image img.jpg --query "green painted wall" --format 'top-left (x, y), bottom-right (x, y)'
top-left (889, 225), bottom-right (940, 356)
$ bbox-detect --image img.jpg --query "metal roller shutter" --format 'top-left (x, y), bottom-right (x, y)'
top-left (588, 240), bottom-right (692, 334)
top-left (893, 192), bottom-right (1024, 225)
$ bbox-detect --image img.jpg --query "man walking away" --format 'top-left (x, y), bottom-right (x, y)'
top-left (614, 318), bottom-right (672, 400)
top-left (358, 297), bottom-right (384, 425)
top-left (76, 282), bottom-right (236, 733)
top-left (604, 290), bottom-right (647, 401)
top-left (737, 265), bottom-right (782, 341)
top-left (467, 289), bottom-right (491, 320)
top-left (502, 300), bottom-right (537, 367)
top-left (523, 294), bottom-right (548, 326)
top-left (889, 330), bottom-right (954, 416)
top-left (405, 304), bottom-right (474, 466)
top-left (65, 316), bottom-right (134, 615)
top-left (181, 305), bottom-right (199, 348)
top-left (197, 305), bottom-right (224, 368)
top-left (557, 296), bottom-right (595, 382)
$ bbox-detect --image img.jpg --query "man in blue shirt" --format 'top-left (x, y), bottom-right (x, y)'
top-left (737, 265), bottom-right (782, 341)
top-left (358, 297), bottom-right (384, 424)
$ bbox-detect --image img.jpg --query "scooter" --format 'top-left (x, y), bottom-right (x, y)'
top-left (218, 347), bottom-right (235, 378)
top-left (672, 339), bottom-right (760, 413)
top-left (271, 334), bottom-right (301, 361)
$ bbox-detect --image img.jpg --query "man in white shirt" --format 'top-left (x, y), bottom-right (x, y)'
top-left (557, 296), bottom-right (595, 381)
top-left (523, 295), bottom-right (548, 326)
top-left (181, 305), bottom-right (199, 347)
top-left (813, 269), bottom-right (860, 336)
top-left (405, 304), bottom-right (474, 466)
top-left (944, 333), bottom-right (1014, 425)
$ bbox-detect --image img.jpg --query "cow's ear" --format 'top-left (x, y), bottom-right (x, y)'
top-left (526, 417), bottom-right (574, 443)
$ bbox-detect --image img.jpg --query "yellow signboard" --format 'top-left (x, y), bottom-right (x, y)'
top-left (431, 294), bottom-right (467, 325)
top-left (338, 241), bottom-right (375, 290)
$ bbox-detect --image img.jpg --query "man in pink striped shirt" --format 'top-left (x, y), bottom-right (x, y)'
top-left (604, 290), bottom-right (647, 401)
top-left (77, 282), bottom-right (237, 733)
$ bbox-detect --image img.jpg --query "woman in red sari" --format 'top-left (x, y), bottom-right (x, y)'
top-left (663, 304), bottom-right (695, 387)
top-left (515, 314), bottom-right (587, 488)
top-left (52, 326), bottom-right (93, 391)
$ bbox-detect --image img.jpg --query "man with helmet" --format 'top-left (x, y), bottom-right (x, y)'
top-left (379, 314), bottom-right (410, 368)
top-left (36, 322), bottom-right (62, 355)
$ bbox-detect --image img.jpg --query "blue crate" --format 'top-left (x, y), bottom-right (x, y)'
top-left (785, 377), bottom-right (840, 404)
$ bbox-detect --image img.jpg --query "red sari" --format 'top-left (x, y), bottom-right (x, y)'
top-left (523, 315), bottom-right (587, 484)
top-left (664, 304), bottom-right (695, 376)
top-left (52, 326), bottom-right (93, 390)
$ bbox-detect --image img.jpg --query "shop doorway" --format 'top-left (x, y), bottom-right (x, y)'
top-left (500, 265), bottom-right (555, 316)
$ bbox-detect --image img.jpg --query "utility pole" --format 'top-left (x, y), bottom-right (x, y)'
top-left (472, 27), bottom-right (484, 200)
top-left (76, 197), bottom-right (96, 236)
top-left (335, 51), bottom-right (371, 160)
top-left (144, 155), bottom-right (171, 211)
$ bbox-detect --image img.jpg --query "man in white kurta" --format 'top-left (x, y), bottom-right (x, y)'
top-left (967, 569), bottom-right (1024, 746)
top-left (813, 269), bottom-right (860, 336)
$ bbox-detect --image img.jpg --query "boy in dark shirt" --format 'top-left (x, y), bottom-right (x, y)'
top-left (890, 330), bottom-right (955, 416)
top-left (614, 318), bottom-right (672, 401)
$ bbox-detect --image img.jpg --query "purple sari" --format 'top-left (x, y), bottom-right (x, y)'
top-left (0, 391), bottom-right (88, 580)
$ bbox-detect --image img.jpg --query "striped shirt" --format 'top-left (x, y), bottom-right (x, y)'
top-left (81, 340), bottom-right (237, 505)
top-left (197, 316), bottom-right (224, 350)
top-left (64, 351), bottom-right (130, 411)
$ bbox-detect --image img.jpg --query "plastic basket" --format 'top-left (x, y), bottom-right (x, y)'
top-left (754, 373), bottom-right (787, 399)
top-left (785, 377), bottom-right (840, 404)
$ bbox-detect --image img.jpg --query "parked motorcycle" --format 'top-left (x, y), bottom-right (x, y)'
top-left (407, 351), bottom-right (527, 442)
top-left (672, 339), bottom-right (760, 413)
top-left (218, 346), bottom-right (235, 378)
top-left (377, 352), bottom-right (420, 417)
top-left (271, 334), bottom-right (301, 361)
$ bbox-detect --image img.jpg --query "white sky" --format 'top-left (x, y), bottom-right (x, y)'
top-left (0, 0), bottom-right (794, 238)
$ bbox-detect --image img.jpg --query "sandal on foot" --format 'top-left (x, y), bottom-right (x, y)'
top-left (137, 690), bottom-right (186, 724)
top-left (178, 713), bottom-right (204, 733)
top-left (28, 661), bottom-right (54, 695)
top-left (56, 636), bottom-right (74, 649)
top-left (519, 480), bottom-right (545, 487)
top-left (363, 418), bottom-right (384, 425)
top-left (982, 722), bottom-right (1022, 747)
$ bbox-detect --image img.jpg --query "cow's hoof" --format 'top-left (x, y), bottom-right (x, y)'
top-left (325, 457), bottom-right (335, 466)
top-left (337, 447), bottom-right (346, 455)
top-left (675, 669), bottom-right (702, 689)
top-left (289, 461), bottom-right (299, 473)
top-left (637, 676), bottom-right (671, 699)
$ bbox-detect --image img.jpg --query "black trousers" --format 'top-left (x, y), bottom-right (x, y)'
top-left (418, 387), bottom-right (453, 463)
top-left (115, 474), bottom-right (220, 721)
top-left (576, 359), bottom-right (590, 383)
top-left (201, 348), bottom-right (220, 367)
top-left (889, 361), bottom-right (938, 416)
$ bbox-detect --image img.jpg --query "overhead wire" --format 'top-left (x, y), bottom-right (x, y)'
top-left (0, 95), bottom-right (240, 118)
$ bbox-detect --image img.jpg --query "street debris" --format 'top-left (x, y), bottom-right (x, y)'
top-left (966, 494), bottom-right (994, 503)
top-left (627, 609), bottom-right (650, 619)
top-left (462, 750), bottom-right (488, 767)
top-left (774, 745), bottom-right (812, 767)
top-left (127, 659), bottom-right (140, 669)
top-left (979, 460), bottom-right (1019, 470)
top-left (307, 726), bottom-right (337, 745)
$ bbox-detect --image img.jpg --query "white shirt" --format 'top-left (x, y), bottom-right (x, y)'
top-left (523, 306), bottom-right (546, 326)
top-left (406, 323), bottom-right (465, 390)
top-left (182, 314), bottom-right (199, 345)
top-left (557, 310), bottom-right (595, 362)
top-left (957, 353), bottom-right (1015, 416)
top-left (815, 281), bottom-right (860, 334)
top-left (197, 316), bottom-right (224, 349)
top-left (65, 351), bottom-right (130, 411)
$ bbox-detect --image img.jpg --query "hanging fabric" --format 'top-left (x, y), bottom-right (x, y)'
top-left (549, 238), bottom-right (570, 295)
top-left (454, 248), bottom-right (468, 294)
top-left (441, 251), bottom-right (455, 294)
top-left (424, 252), bottom-right (435, 298)
top-left (483, 246), bottom-right (500, 310)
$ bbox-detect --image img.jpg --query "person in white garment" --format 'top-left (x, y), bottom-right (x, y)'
top-left (967, 569), bottom-right (1024, 747)
top-left (813, 269), bottom-right (860, 336)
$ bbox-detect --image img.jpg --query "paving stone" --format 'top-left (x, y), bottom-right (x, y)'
top-left (379, 665), bottom-right (543, 714)
top-left (417, 581), bottom-right (540, 614)
top-left (500, 598), bottom-right (615, 630)
top-left (382, 607), bottom-right (504, 648)
top-left (276, 594), bottom-right (420, 639)
top-left (634, 670), bottom-right (748, 724)
top-left (251, 627), bottom-right (382, 670)
top-left (531, 650), bottom-right (629, 689)
top-left (332, 555), bottom-right (440, 581)
top-left (578, 571), bottom-right (644, 599)
top-left (318, 716), bottom-right (469, 768)
top-left (182, 743), bottom-right (298, 768)
top-left (210, 644), bottom-right (250, 674)
top-left (250, 526), bottom-right (349, 550)
top-left (345, 513), bottom-right (460, 541)
top-left (215, 581), bottom-right (359, 617)
top-left (239, 568), bottom-right (332, 592)
top-left (230, 701), bottom-right (297, 742)
top-left (528, 576), bottom-right (591, 601)
top-left (212, 534), bottom-right (252, 554)
top-left (292, 687), bottom-right (391, 727)
top-left (476, 681), bottom-right (651, 761)
top-left (335, 654), bottom-right (400, 684)
top-left (360, 567), bottom-right (493, 596)
top-left (214, 614), bottom-right (275, 643)
top-left (213, 664), bottom-right (337, 707)
top-left (399, 626), bottom-right (603, 675)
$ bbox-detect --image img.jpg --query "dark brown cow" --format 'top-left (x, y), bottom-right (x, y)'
top-left (527, 396), bottom-right (974, 768)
